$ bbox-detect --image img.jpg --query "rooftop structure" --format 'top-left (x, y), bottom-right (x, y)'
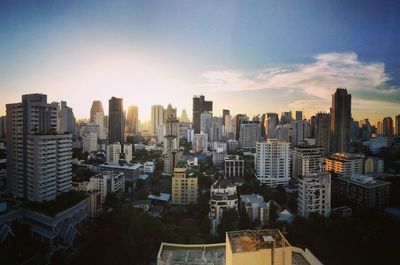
top-left (227, 230), bottom-right (289, 253)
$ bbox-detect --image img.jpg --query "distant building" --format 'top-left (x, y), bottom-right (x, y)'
top-left (90, 100), bottom-right (104, 123)
top-left (89, 171), bottom-right (125, 203)
top-left (239, 123), bottom-right (261, 149)
top-left (227, 139), bottom-right (240, 152)
top-left (298, 172), bottom-right (331, 218)
top-left (60, 101), bottom-right (76, 136)
top-left (325, 152), bottom-right (364, 177)
top-left (364, 157), bottom-right (384, 174)
top-left (225, 155), bottom-right (244, 178)
top-left (395, 114), bottom-right (400, 136)
top-left (337, 175), bottom-right (390, 209)
top-left (240, 194), bottom-right (268, 226)
top-left (209, 179), bottom-right (238, 234)
top-left (362, 135), bottom-right (388, 154)
top-left (382, 117), bottom-right (394, 137)
top-left (108, 97), bottom-right (125, 144)
top-left (106, 143), bottom-right (132, 163)
top-left (315, 112), bottom-right (330, 154)
top-left (82, 132), bottom-right (98, 153)
top-left (151, 105), bottom-right (164, 135)
top-left (292, 144), bottom-right (324, 180)
top-left (213, 149), bottom-right (227, 167)
top-left (330, 88), bottom-right (351, 153)
top-left (193, 95), bottom-right (213, 133)
top-left (192, 132), bottom-right (208, 153)
top-left (171, 164), bottom-right (198, 205)
top-left (264, 113), bottom-right (279, 138)
top-left (126, 105), bottom-right (139, 134)
top-left (256, 139), bottom-right (291, 186)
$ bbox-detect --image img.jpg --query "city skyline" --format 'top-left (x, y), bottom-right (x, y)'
top-left (0, 1), bottom-right (399, 122)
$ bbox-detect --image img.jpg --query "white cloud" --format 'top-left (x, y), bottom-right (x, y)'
top-left (200, 52), bottom-right (390, 101)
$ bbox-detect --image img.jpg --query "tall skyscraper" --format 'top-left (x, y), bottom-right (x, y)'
top-left (222, 109), bottom-right (230, 126)
top-left (90, 100), bottom-right (104, 123)
top-left (151, 105), bottom-right (164, 135)
top-left (60, 101), bottom-right (76, 136)
top-left (163, 114), bottom-right (180, 175)
top-left (264, 113), bottom-right (279, 138)
top-left (330, 88), bottom-right (351, 153)
top-left (316, 112), bottom-right (330, 154)
top-left (280, 111), bottom-right (292, 125)
top-left (382, 117), bottom-right (394, 137)
top-left (295, 111), bottom-right (303, 121)
top-left (239, 123), bottom-right (261, 149)
top-left (163, 103), bottom-right (177, 123)
top-left (6, 94), bottom-right (72, 201)
top-left (193, 95), bottom-right (212, 133)
top-left (108, 97), bottom-right (125, 144)
top-left (395, 115), bottom-right (400, 136)
top-left (126, 105), bottom-right (139, 134)
top-left (235, 114), bottom-right (248, 140)
top-left (0, 116), bottom-right (6, 138)
top-left (256, 139), bottom-right (291, 186)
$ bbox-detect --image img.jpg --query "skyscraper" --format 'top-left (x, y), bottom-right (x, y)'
top-left (60, 101), bottom-right (76, 136)
top-left (235, 114), bottom-right (248, 140)
top-left (382, 117), bottom-right (394, 137)
top-left (90, 100), bottom-right (104, 123)
top-left (264, 113), bottom-right (279, 138)
top-left (395, 115), bottom-right (400, 136)
top-left (126, 105), bottom-right (139, 134)
top-left (222, 109), bottom-right (230, 126)
top-left (6, 94), bottom-right (72, 201)
top-left (193, 95), bottom-right (212, 133)
top-left (239, 123), bottom-right (261, 149)
top-left (151, 105), bottom-right (164, 135)
top-left (330, 88), bottom-right (351, 153)
top-left (295, 111), bottom-right (303, 121)
top-left (108, 97), bottom-right (125, 144)
top-left (163, 103), bottom-right (177, 123)
top-left (316, 112), bottom-right (330, 154)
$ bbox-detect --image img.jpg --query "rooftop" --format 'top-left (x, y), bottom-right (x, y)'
top-left (326, 152), bottom-right (365, 161)
top-left (339, 175), bottom-right (390, 188)
top-left (227, 229), bottom-right (290, 253)
top-left (100, 162), bottom-right (141, 170)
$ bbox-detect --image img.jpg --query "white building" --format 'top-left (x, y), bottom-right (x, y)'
top-left (89, 171), bottom-right (125, 203)
top-left (239, 123), bottom-right (261, 149)
top-left (151, 105), bottom-right (164, 135)
top-left (82, 132), bottom-right (98, 153)
top-left (200, 111), bottom-right (212, 134)
top-left (292, 145), bottom-right (324, 180)
top-left (225, 155), bottom-right (244, 178)
top-left (157, 123), bottom-right (165, 143)
top-left (187, 129), bottom-right (195, 142)
top-left (240, 194), bottom-right (268, 226)
top-left (192, 132), bottom-right (208, 153)
top-left (256, 139), bottom-right (291, 186)
top-left (106, 143), bottom-right (132, 163)
top-left (298, 172), bottom-right (331, 218)
top-left (209, 179), bottom-right (238, 234)
top-left (212, 148), bottom-right (227, 167)
top-left (94, 111), bottom-right (106, 139)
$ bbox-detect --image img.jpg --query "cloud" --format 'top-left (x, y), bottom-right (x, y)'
top-left (200, 52), bottom-right (392, 101)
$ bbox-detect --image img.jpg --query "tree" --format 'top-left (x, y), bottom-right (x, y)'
top-left (217, 208), bottom-right (239, 237)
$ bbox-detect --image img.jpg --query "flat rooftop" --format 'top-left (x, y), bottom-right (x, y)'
top-left (227, 230), bottom-right (290, 253)
top-left (158, 243), bottom-right (225, 265)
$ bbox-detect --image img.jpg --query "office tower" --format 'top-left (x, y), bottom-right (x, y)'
top-left (90, 100), bottom-right (104, 123)
top-left (291, 119), bottom-right (306, 146)
top-left (200, 111), bottom-right (212, 133)
top-left (256, 139), bottom-right (291, 186)
top-left (193, 95), bottom-right (213, 133)
top-left (315, 112), bottom-right (330, 154)
top-left (6, 94), bottom-right (72, 201)
top-left (171, 164), bottom-right (198, 205)
top-left (157, 124), bottom-right (165, 143)
top-left (94, 111), bottom-right (105, 140)
top-left (239, 123), bottom-right (261, 149)
top-left (292, 145), bottom-right (324, 180)
top-left (275, 124), bottom-right (292, 142)
top-left (382, 117), bottom-right (394, 137)
top-left (179, 109), bottom-right (191, 123)
top-left (192, 132), bottom-right (208, 153)
top-left (264, 113), bottom-right (279, 138)
top-left (60, 101), bottom-right (76, 136)
top-left (207, 117), bottom-right (223, 142)
top-left (163, 103), bottom-right (177, 123)
top-left (330, 88), bottom-right (351, 153)
top-left (325, 152), bottom-right (364, 177)
top-left (108, 97), bottom-right (125, 144)
top-left (224, 114), bottom-right (234, 138)
top-left (126, 105), bottom-right (139, 134)
top-left (209, 178), bottom-right (238, 234)
top-left (82, 132), bottom-right (98, 153)
top-left (151, 105), bottom-right (164, 135)
top-left (235, 114), bottom-right (248, 140)
top-left (280, 111), bottom-right (292, 125)
top-left (164, 118), bottom-right (179, 152)
top-left (0, 116), bottom-right (5, 137)
top-left (298, 172), bottom-right (331, 218)
top-left (295, 111), bottom-right (303, 121)
top-left (351, 119), bottom-right (360, 140)
top-left (224, 155), bottom-right (244, 178)
top-left (396, 115), bottom-right (400, 136)
top-left (222, 109), bottom-right (230, 126)
top-left (310, 115), bottom-right (317, 138)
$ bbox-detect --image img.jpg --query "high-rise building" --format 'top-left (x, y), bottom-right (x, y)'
top-left (239, 123), bottom-right (261, 149)
top-left (151, 105), bottom-right (164, 135)
top-left (295, 111), bottom-right (303, 121)
top-left (108, 97), bottom-right (125, 144)
top-left (291, 119), bottom-right (306, 146)
top-left (106, 143), bottom-right (132, 163)
top-left (315, 112), bottom-right (330, 154)
top-left (60, 101), bottom-right (76, 136)
top-left (192, 132), bottom-right (208, 153)
top-left (256, 139), bottom-right (291, 186)
top-left (126, 105), bottom-right (139, 134)
top-left (376, 121), bottom-right (383, 135)
top-left (193, 95), bottom-right (213, 133)
top-left (0, 116), bottom-right (5, 138)
top-left (298, 172), bottom-right (331, 218)
top-left (163, 116), bottom-right (180, 175)
top-left (94, 110), bottom-right (105, 139)
top-left (163, 103), bottom-right (177, 123)
top-left (224, 155), bottom-right (244, 178)
top-left (395, 115), bottom-right (400, 136)
top-left (90, 100), bottom-right (104, 123)
top-left (207, 117), bottom-right (223, 142)
top-left (200, 111), bottom-right (212, 133)
top-left (6, 94), bottom-right (72, 201)
top-left (171, 164), bottom-right (198, 205)
top-left (382, 117), bottom-right (394, 137)
top-left (292, 145), bottom-right (324, 180)
top-left (224, 114), bottom-right (234, 138)
top-left (330, 88), bottom-right (351, 153)
top-left (280, 111), bottom-right (292, 125)
top-left (264, 113), bottom-right (279, 138)
top-left (82, 132), bottom-right (98, 153)
top-left (222, 109), bottom-right (230, 126)
top-left (234, 114), bottom-right (248, 140)
top-left (325, 152), bottom-right (364, 177)
top-left (310, 115), bottom-right (317, 138)
top-left (179, 109), bottom-right (191, 123)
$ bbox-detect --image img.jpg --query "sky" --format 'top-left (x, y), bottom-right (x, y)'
top-left (0, 0), bottom-right (399, 123)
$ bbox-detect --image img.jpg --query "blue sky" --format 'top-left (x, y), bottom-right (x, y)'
top-left (0, 0), bottom-right (399, 122)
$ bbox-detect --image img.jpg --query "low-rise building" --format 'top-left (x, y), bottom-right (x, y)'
top-left (224, 155), bottom-right (244, 178)
top-left (298, 172), bottom-right (331, 218)
top-left (240, 194), bottom-right (268, 226)
top-left (89, 171), bottom-right (125, 203)
top-left (337, 174), bottom-right (390, 209)
top-left (209, 179), bottom-right (238, 234)
top-left (213, 148), bottom-right (227, 167)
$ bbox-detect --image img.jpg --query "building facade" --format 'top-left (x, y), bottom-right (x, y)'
top-left (171, 165), bottom-right (198, 205)
top-left (292, 145), bottom-right (324, 180)
top-left (193, 95), bottom-right (213, 133)
top-left (239, 123), bottom-right (261, 149)
top-left (108, 97), bottom-right (125, 144)
top-left (224, 155), bottom-right (245, 178)
top-left (325, 152), bottom-right (364, 177)
top-left (330, 88), bottom-right (351, 153)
